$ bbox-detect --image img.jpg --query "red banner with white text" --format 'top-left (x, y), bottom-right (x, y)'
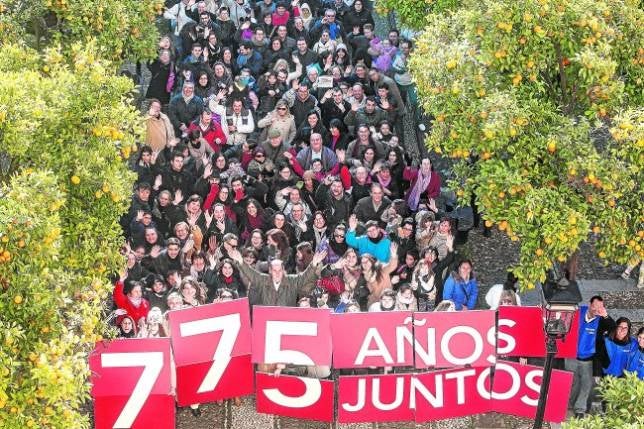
top-left (168, 298), bottom-right (254, 406)
top-left (90, 304), bottom-right (577, 427)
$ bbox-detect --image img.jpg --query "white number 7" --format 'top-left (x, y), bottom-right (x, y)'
top-left (101, 352), bottom-right (164, 428)
top-left (180, 313), bottom-right (241, 393)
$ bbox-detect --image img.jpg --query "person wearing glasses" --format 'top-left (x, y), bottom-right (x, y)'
top-left (257, 100), bottom-right (297, 145)
top-left (309, 8), bottom-right (346, 44)
top-left (601, 317), bottom-right (636, 378)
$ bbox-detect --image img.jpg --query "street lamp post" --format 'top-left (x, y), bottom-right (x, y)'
top-left (533, 273), bottom-right (582, 429)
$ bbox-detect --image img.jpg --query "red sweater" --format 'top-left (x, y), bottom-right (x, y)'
top-left (113, 281), bottom-right (150, 324)
top-left (188, 121), bottom-right (227, 152)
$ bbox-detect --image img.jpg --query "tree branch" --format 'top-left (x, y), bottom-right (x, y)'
top-left (555, 42), bottom-right (569, 114)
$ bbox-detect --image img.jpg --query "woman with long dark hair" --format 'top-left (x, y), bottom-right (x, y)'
top-left (239, 199), bottom-right (269, 241)
top-left (602, 317), bottom-right (636, 378)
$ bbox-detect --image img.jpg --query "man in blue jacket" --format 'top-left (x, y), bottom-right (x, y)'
top-left (346, 216), bottom-right (391, 263)
top-left (565, 295), bottom-right (615, 418)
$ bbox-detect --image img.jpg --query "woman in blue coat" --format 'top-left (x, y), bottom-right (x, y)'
top-left (602, 317), bottom-right (637, 377)
top-left (626, 327), bottom-right (644, 379)
top-left (442, 259), bottom-right (478, 311)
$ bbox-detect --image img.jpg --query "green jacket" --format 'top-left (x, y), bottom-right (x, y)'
top-left (235, 261), bottom-right (319, 307)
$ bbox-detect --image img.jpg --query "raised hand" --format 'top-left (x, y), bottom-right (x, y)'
top-left (337, 149), bottom-right (346, 164)
top-left (204, 210), bottom-right (214, 228)
top-left (187, 211), bottom-right (199, 226)
top-left (390, 242), bottom-right (399, 257)
top-left (173, 189), bottom-right (184, 205)
top-left (311, 249), bottom-right (328, 266)
top-left (203, 163), bottom-right (213, 179)
top-left (446, 234), bottom-right (454, 252)
top-left (228, 248), bottom-right (242, 263)
top-left (136, 210), bottom-right (144, 222)
top-left (348, 214), bottom-right (358, 231)
top-left (150, 245), bottom-right (162, 258)
top-left (183, 238), bottom-right (194, 253)
top-left (154, 174), bottom-right (162, 190)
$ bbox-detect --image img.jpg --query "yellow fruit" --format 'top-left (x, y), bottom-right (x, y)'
top-left (547, 141), bottom-right (556, 153)
top-left (436, 114), bottom-right (445, 122)
top-left (70, 175), bottom-right (81, 185)
top-left (483, 129), bottom-right (496, 139)
top-left (598, 251), bottom-right (606, 258)
top-left (512, 74), bottom-right (523, 86)
top-left (536, 248), bottom-right (544, 256)
top-left (95, 190), bottom-right (103, 199)
top-left (102, 183), bottom-right (110, 193)
top-left (17, 239), bottom-right (25, 248)
top-left (592, 226), bottom-right (601, 234)
top-left (484, 220), bottom-right (493, 228)
top-left (499, 220), bottom-right (508, 231)
top-left (481, 151), bottom-right (492, 160)
top-left (544, 237), bottom-right (553, 244)
top-left (14, 295), bottom-right (23, 304)
top-left (498, 191), bottom-right (506, 199)
top-left (446, 60), bottom-right (457, 70)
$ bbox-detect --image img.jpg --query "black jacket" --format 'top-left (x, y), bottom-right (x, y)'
top-left (168, 94), bottom-right (204, 135)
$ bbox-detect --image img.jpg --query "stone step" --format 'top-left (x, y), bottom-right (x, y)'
top-left (578, 278), bottom-right (639, 296)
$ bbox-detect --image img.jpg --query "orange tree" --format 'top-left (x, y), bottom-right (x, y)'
top-left (0, 44), bottom-right (140, 428)
top-left (0, 0), bottom-right (163, 62)
top-left (400, 0), bottom-right (643, 287)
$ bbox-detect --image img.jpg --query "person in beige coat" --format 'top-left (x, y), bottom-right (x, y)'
top-left (257, 99), bottom-right (297, 145)
top-left (145, 99), bottom-right (179, 152)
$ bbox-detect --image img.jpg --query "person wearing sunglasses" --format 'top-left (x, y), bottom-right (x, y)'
top-left (257, 100), bottom-right (296, 145)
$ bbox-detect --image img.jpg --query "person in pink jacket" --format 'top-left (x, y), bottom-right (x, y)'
top-left (404, 158), bottom-right (442, 211)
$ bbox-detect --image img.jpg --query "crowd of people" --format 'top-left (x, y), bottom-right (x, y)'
top-left (109, 0), bottom-right (643, 417)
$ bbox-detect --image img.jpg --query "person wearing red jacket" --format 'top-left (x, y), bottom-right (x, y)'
top-left (188, 109), bottom-right (228, 152)
top-left (113, 277), bottom-right (151, 324)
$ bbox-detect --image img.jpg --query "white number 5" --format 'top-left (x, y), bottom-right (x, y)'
top-left (101, 352), bottom-right (164, 428)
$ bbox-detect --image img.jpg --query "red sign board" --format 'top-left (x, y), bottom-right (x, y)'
top-left (413, 367), bottom-right (493, 422)
top-left (331, 311), bottom-right (414, 368)
top-left (338, 373), bottom-right (414, 423)
top-left (90, 338), bottom-right (174, 429)
top-left (497, 306), bottom-right (579, 358)
top-left (255, 372), bottom-right (335, 422)
top-left (413, 310), bottom-right (497, 369)
top-left (491, 360), bottom-right (573, 422)
top-left (252, 306), bottom-right (332, 366)
top-left (168, 299), bottom-right (253, 406)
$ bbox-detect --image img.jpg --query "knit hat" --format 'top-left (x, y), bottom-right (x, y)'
top-left (268, 128), bottom-right (281, 139)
